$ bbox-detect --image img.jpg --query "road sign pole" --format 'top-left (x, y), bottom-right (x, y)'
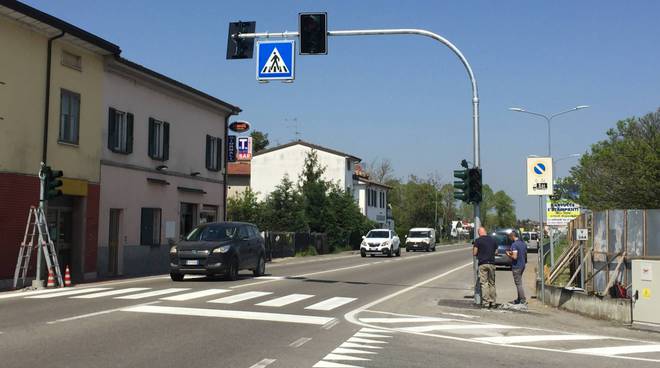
top-left (238, 27), bottom-right (481, 303)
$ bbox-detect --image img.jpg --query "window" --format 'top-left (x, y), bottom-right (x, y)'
top-left (108, 107), bottom-right (133, 154)
top-left (180, 203), bottom-right (197, 239)
top-left (206, 135), bottom-right (222, 171)
top-left (140, 208), bottom-right (161, 246)
top-left (61, 50), bottom-right (82, 71)
top-left (59, 89), bottom-right (80, 144)
top-left (148, 118), bottom-right (169, 161)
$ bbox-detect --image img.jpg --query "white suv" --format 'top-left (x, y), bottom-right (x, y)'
top-left (360, 229), bottom-right (401, 257)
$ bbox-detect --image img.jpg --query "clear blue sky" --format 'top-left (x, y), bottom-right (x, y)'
top-left (23, 0), bottom-right (660, 219)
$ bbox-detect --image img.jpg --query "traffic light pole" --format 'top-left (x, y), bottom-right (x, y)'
top-left (34, 162), bottom-right (46, 288)
top-left (238, 27), bottom-right (482, 303)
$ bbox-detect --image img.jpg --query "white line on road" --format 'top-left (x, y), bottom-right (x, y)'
top-left (571, 345), bottom-right (660, 356)
top-left (332, 348), bottom-right (376, 355)
top-left (339, 342), bottom-right (383, 350)
top-left (256, 293), bottom-right (314, 307)
top-left (359, 327), bottom-right (389, 333)
top-left (159, 289), bottom-right (230, 301)
top-left (289, 337), bottom-right (312, 348)
top-left (313, 361), bottom-right (363, 368)
top-left (346, 337), bottom-right (388, 344)
top-left (474, 335), bottom-right (609, 344)
top-left (208, 291), bottom-right (273, 304)
top-left (305, 297), bottom-right (357, 311)
top-left (46, 301), bottom-right (160, 325)
top-left (122, 305), bottom-right (335, 325)
top-left (323, 353), bottom-right (370, 361)
top-left (115, 288), bottom-right (190, 300)
top-left (353, 332), bottom-right (391, 339)
top-left (400, 324), bottom-right (520, 332)
top-left (322, 319), bottom-right (340, 330)
top-left (248, 358), bottom-right (277, 368)
top-left (0, 288), bottom-right (66, 299)
top-left (26, 287), bottom-right (111, 299)
top-left (359, 317), bottom-right (455, 324)
top-left (71, 288), bottom-right (151, 299)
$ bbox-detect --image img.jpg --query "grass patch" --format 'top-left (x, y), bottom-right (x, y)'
top-left (295, 246), bottom-right (318, 257)
top-left (332, 244), bottom-right (353, 254)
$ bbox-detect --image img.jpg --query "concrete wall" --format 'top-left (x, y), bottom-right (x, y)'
top-left (539, 282), bottom-right (632, 323)
top-left (251, 145), bottom-right (352, 201)
top-left (228, 175), bottom-right (250, 198)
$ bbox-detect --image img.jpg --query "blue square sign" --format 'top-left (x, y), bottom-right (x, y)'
top-left (256, 40), bottom-right (295, 81)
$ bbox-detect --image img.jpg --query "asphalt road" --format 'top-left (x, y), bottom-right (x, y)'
top-left (1, 244), bottom-right (659, 368)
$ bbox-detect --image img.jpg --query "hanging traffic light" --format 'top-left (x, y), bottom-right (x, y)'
top-left (226, 21), bottom-right (256, 59)
top-left (43, 166), bottom-right (64, 200)
top-left (453, 168), bottom-right (470, 203)
top-left (299, 12), bottom-right (327, 55)
top-left (468, 168), bottom-right (482, 203)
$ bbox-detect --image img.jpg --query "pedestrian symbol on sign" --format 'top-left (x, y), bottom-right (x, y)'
top-left (261, 48), bottom-right (288, 74)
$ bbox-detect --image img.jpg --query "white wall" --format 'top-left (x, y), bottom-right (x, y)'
top-left (251, 144), bottom-right (352, 201)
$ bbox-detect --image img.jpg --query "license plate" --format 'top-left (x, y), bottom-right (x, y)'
top-left (185, 260), bottom-right (199, 266)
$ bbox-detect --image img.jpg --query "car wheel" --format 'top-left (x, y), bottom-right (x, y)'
top-left (405, 247), bottom-right (409, 252)
top-left (225, 258), bottom-right (239, 281)
top-left (253, 254), bottom-right (266, 277)
top-left (361, 250), bottom-right (366, 257)
top-left (396, 247), bottom-right (401, 257)
top-left (387, 248), bottom-right (392, 257)
top-left (432, 246), bottom-right (436, 252)
top-left (170, 273), bottom-right (184, 282)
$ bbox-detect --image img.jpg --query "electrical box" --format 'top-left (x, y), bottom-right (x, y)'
top-left (632, 260), bottom-right (660, 329)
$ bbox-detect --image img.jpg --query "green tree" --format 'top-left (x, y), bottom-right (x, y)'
top-left (569, 108), bottom-right (660, 209)
top-left (250, 130), bottom-right (270, 153)
top-left (262, 175), bottom-right (307, 232)
top-left (299, 150), bottom-right (329, 232)
top-left (226, 188), bottom-right (263, 226)
top-left (323, 184), bottom-right (373, 249)
top-left (491, 190), bottom-right (516, 228)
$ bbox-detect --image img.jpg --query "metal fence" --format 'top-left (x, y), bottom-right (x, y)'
top-left (564, 209), bottom-right (659, 295)
top-left (263, 231), bottom-right (328, 261)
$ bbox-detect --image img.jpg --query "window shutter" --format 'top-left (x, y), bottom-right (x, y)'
top-left (205, 135), bottom-right (212, 170)
top-left (163, 122), bottom-right (170, 161)
top-left (140, 208), bottom-right (153, 245)
top-left (216, 137), bottom-right (223, 171)
top-left (126, 113), bottom-right (134, 154)
top-left (148, 118), bottom-right (155, 158)
top-left (107, 107), bottom-right (116, 151)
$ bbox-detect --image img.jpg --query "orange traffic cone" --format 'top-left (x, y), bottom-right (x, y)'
top-left (46, 268), bottom-right (55, 288)
top-left (64, 266), bottom-right (71, 287)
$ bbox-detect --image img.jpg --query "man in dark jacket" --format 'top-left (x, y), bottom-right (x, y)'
top-left (506, 231), bottom-right (528, 305)
top-left (473, 227), bottom-right (497, 308)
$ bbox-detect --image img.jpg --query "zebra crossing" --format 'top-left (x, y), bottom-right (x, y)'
top-left (17, 286), bottom-right (357, 313)
top-left (354, 311), bottom-right (660, 362)
top-left (313, 328), bottom-right (393, 368)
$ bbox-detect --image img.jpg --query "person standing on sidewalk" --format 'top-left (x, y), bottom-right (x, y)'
top-left (473, 227), bottom-right (497, 309)
top-left (506, 231), bottom-right (528, 305)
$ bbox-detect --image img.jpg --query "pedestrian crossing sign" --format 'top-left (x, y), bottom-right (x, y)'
top-left (256, 40), bottom-right (295, 81)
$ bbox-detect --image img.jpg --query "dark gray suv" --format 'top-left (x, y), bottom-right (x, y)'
top-left (169, 222), bottom-right (266, 281)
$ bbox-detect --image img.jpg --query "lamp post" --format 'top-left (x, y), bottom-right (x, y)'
top-left (510, 106), bottom-right (589, 271)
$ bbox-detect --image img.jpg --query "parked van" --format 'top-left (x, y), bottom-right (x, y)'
top-left (405, 227), bottom-right (436, 252)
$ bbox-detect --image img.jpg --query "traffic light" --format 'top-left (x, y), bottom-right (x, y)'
top-left (468, 168), bottom-right (482, 203)
top-left (453, 169), bottom-right (469, 203)
top-left (43, 166), bottom-right (64, 200)
top-left (299, 12), bottom-right (327, 55)
top-left (226, 21), bottom-right (256, 59)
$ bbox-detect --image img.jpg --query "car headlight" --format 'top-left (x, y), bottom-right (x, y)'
top-left (423, 239), bottom-right (430, 243)
top-left (169, 246), bottom-right (177, 254)
top-left (361, 240), bottom-right (367, 246)
top-left (382, 241), bottom-right (390, 247)
top-left (213, 245), bottom-right (231, 254)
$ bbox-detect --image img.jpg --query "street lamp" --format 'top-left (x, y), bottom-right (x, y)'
top-left (511, 105), bottom-right (589, 272)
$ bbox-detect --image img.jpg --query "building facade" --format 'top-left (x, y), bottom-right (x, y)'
top-left (97, 58), bottom-right (240, 277)
top-left (0, 2), bottom-right (120, 286)
top-left (227, 161), bottom-right (251, 198)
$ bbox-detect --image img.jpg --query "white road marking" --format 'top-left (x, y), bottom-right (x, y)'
top-left (0, 288), bottom-right (66, 299)
top-left (254, 276), bottom-right (285, 280)
top-left (332, 348), bottom-right (377, 355)
top-left (359, 327), bottom-right (389, 333)
top-left (159, 289), bottom-right (230, 301)
top-left (115, 288), bottom-right (190, 300)
top-left (323, 353), bottom-right (370, 361)
top-left (26, 287), bottom-right (111, 299)
top-left (359, 317), bottom-right (454, 324)
top-left (571, 345), bottom-right (660, 356)
top-left (400, 324), bottom-right (519, 333)
top-left (46, 301), bottom-right (160, 324)
top-left (71, 288), bottom-right (151, 299)
top-left (256, 293), bottom-right (314, 307)
top-left (474, 335), bottom-right (609, 344)
top-left (354, 332), bottom-right (391, 339)
top-left (323, 319), bottom-right (340, 330)
top-left (208, 291), bottom-right (272, 304)
top-left (313, 361), bottom-right (363, 368)
top-left (346, 337), bottom-right (388, 344)
top-left (340, 342), bottom-right (383, 350)
top-left (289, 337), bottom-right (312, 348)
top-left (248, 358), bottom-right (277, 368)
top-left (305, 297), bottom-right (357, 311)
top-left (122, 305), bottom-right (335, 325)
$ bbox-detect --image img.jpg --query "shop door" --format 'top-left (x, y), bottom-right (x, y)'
top-left (180, 203), bottom-right (198, 239)
top-left (47, 207), bottom-right (73, 272)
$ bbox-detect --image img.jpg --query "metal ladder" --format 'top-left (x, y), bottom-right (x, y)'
top-left (13, 206), bottom-right (63, 289)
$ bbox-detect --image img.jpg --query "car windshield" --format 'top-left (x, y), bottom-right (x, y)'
top-left (185, 224), bottom-right (239, 241)
top-left (531, 233), bottom-right (538, 240)
top-left (493, 233), bottom-right (512, 246)
top-left (367, 230), bottom-right (390, 238)
top-left (409, 231), bottom-right (430, 238)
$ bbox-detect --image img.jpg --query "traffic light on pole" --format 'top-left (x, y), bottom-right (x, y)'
top-left (43, 166), bottom-right (64, 200)
top-left (226, 21), bottom-right (256, 59)
top-left (468, 168), bottom-right (482, 203)
top-left (299, 12), bottom-right (327, 55)
top-left (453, 169), bottom-right (470, 202)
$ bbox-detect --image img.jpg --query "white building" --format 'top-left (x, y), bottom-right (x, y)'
top-left (250, 140), bottom-right (391, 227)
